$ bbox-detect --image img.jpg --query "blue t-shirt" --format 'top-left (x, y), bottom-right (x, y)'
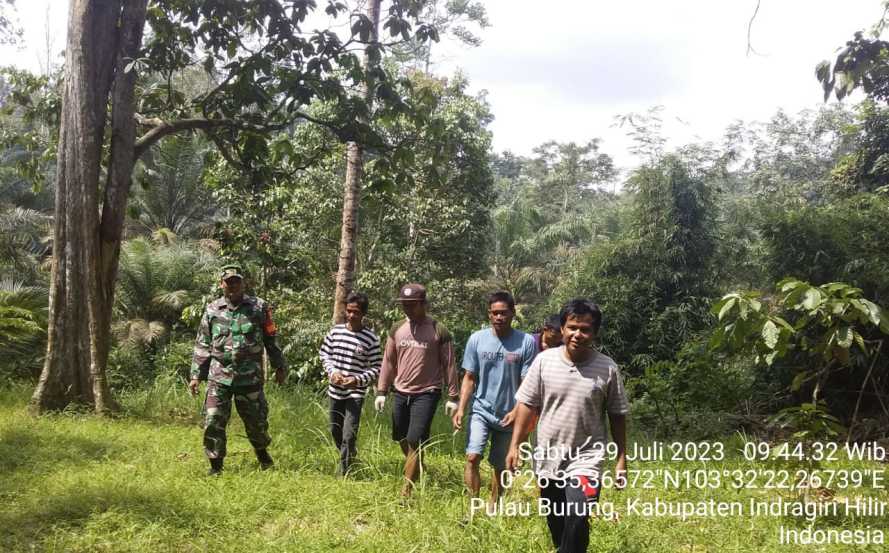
top-left (462, 328), bottom-right (537, 424)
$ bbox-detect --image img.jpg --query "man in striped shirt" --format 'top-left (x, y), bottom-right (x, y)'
top-left (319, 291), bottom-right (382, 475)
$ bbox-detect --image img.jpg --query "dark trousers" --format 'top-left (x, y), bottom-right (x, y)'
top-left (329, 396), bottom-right (363, 474)
top-left (391, 390), bottom-right (440, 446)
top-left (540, 476), bottom-right (600, 553)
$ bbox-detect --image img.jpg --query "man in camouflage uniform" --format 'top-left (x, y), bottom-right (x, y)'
top-left (189, 264), bottom-right (287, 475)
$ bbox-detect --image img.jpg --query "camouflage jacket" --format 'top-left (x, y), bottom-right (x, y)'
top-left (190, 295), bottom-right (286, 386)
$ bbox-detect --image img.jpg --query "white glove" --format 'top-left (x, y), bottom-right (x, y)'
top-left (374, 395), bottom-right (387, 413)
top-left (445, 400), bottom-right (459, 417)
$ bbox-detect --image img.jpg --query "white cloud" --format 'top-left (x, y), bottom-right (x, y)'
top-left (2, 0), bottom-right (882, 170)
top-left (435, 0), bottom-right (883, 168)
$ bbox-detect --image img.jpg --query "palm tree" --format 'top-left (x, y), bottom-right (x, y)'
top-left (485, 200), bottom-right (595, 307)
top-left (0, 278), bottom-right (48, 374)
top-left (129, 134), bottom-right (218, 238)
top-left (0, 206), bottom-right (52, 283)
top-left (113, 236), bottom-right (216, 348)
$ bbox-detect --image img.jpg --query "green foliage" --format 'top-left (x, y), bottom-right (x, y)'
top-left (760, 193), bottom-right (889, 305)
top-left (114, 237), bottom-right (217, 349)
top-left (203, 72), bottom-right (494, 381)
top-left (125, 0), bottom-right (444, 176)
top-left (718, 107), bottom-right (854, 209)
top-left (769, 401), bottom-right (845, 440)
top-left (817, 30), bottom-right (889, 102)
top-left (485, 201), bottom-right (591, 309)
top-left (130, 133), bottom-right (218, 237)
top-left (390, 0), bottom-right (490, 71)
top-left (528, 139), bottom-right (616, 215)
top-left (107, 237), bottom-right (218, 391)
top-left (0, 206), bottom-right (51, 284)
top-left (614, 105), bottom-right (666, 162)
top-left (0, 279), bottom-right (47, 378)
top-left (712, 280), bottom-right (888, 368)
top-left (0, 67), bottom-right (60, 196)
top-left (364, 73), bottom-right (495, 281)
top-left (558, 155), bottom-right (717, 370)
top-left (711, 278), bottom-right (889, 433)
top-left (107, 339), bottom-right (195, 392)
top-left (829, 101), bottom-right (889, 194)
top-left (627, 338), bottom-right (757, 439)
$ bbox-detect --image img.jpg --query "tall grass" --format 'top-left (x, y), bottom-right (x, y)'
top-left (0, 380), bottom-right (885, 552)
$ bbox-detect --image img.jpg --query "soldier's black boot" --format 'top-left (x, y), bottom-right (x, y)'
top-left (255, 449), bottom-right (274, 470)
top-left (207, 457), bottom-right (224, 476)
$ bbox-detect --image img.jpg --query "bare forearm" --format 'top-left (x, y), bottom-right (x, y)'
top-left (457, 372), bottom-right (476, 413)
top-left (509, 403), bottom-right (537, 450)
top-left (609, 413), bottom-right (627, 458)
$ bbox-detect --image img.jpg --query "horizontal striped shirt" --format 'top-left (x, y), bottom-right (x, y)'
top-left (319, 324), bottom-right (382, 400)
top-left (515, 346), bottom-right (628, 479)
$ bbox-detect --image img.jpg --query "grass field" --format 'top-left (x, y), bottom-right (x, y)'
top-left (1, 380), bottom-right (886, 552)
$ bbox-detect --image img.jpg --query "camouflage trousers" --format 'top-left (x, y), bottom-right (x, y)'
top-left (202, 381), bottom-right (271, 460)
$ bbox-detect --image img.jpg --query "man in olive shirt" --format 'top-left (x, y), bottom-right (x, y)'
top-left (189, 264), bottom-right (286, 475)
top-left (375, 283), bottom-right (459, 498)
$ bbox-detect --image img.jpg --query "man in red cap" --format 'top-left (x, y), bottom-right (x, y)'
top-left (375, 283), bottom-right (459, 498)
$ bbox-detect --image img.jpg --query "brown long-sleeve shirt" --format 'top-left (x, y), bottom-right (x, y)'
top-left (377, 317), bottom-right (458, 399)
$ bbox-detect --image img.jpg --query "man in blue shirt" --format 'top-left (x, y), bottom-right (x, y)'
top-left (451, 290), bottom-right (537, 503)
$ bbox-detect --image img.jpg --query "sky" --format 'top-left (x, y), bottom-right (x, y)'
top-left (431, 0), bottom-right (885, 168)
top-left (1, 0), bottom-right (884, 170)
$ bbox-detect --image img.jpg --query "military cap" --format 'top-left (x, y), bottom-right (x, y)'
top-left (220, 263), bottom-right (244, 280)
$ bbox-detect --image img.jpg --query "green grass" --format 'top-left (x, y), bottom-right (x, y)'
top-left (1, 381), bottom-right (886, 552)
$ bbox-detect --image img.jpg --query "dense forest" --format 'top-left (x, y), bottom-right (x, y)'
top-left (1, 0), bottom-right (888, 441)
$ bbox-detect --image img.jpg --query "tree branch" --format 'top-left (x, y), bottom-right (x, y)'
top-left (850, 340), bottom-right (883, 441)
top-left (134, 109), bottom-right (345, 160)
top-left (134, 116), bottom-right (225, 159)
top-left (746, 0), bottom-right (763, 57)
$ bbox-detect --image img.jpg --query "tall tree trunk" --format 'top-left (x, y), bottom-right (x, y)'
top-left (31, 0), bottom-right (149, 414)
top-left (332, 0), bottom-right (381, 324)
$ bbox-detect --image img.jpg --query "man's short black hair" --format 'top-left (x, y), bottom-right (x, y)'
top-left (487, 290), bottom-right (515, 311)
top-left (346, 291), bottom-right (369, 314)
top-left (559, 298), bottom-right (602, 331)
top-left (543, 314), bottom-right (561, 331)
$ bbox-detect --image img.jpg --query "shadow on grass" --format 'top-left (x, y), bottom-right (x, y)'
top-left (0, 427), bottom-right (120, 477)
top-left (0, 482), bottom-right (219, 550)
top-left (119, 384), bottom-right (204, 427)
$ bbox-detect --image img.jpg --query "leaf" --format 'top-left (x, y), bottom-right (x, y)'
top-left (860, 299), bottom-right (882, 325)
top-left (773, 316), bottom-right (794, 332)
top-left (854, 332), bottom-right (867, 353)
top-left (782, 283), bottom-right (808, 309)
top-left (802, 287), bottom-right (822, 310)
top-left (780, 278), bottom-right (804, 293)
top-left (835, 326), bottom-right (854, 348)
top-left (717, 297), bottom-right (736, 320)
top-left (762, 320), bottom-right (780, 349)
top-left (791, 371), bottom-right (811, 392)
top-left (711, 295), bottom-right (733, 316)
top-left (823, 282), bottom-right (849, 293)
